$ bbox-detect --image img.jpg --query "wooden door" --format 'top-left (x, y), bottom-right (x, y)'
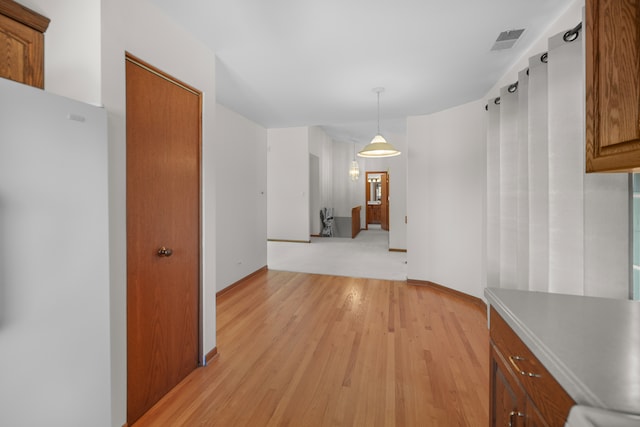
top-left (365, 171), bottom-right (390, 230)
top-left (380, 172), bottom-right (389, 231)
top-left (126, 55), bottom-right (201, 425)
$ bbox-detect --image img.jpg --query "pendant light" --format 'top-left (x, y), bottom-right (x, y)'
top-left (349, 141), bottom-right (360, 181)
top-left (358, 87), bottom-right (401, 158)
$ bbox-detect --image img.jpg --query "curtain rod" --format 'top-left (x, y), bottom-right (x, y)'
top-left (485, 21), bottom-right (582, 111)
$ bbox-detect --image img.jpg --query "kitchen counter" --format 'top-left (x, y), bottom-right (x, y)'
top-left (485, 288), bottom-right (640, 416)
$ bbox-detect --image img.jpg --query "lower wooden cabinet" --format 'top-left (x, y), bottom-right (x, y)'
top-left (490, 345), bottom-right (525, 427)
top-left (489, 307), bottom-right (574, 426)
top-left (367, 204), bottom-right (381, 224)
top-left (525, 398), bottom-right (549, 427)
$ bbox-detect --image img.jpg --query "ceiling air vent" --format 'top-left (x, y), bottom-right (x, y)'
top-left (491, 29), bottom-right (525, 51)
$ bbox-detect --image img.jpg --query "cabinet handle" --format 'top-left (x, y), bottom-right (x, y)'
top-left (509, 411), bottom-right (525, 427)
top-left (508, 355), bottom-right (542, 378)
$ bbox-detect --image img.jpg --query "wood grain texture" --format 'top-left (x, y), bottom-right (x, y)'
top-left (490, 308), bottom-right (574, 426)
top-left (365, 171), bottom-right (389, 230)
top-left (351, 205), bottom-right (361, 238)
top-left (126, 55), bottom-right (202, 425)
top-left (205, 347), bottom-right (219, 365)
top-left (133, 270), bottom-right (489, 426)
top-left (586, 0), bottom-right (640, 172)
top-left (0, 0), bottom-right (49, 32)
top-left (0, 11), bottom-right (44, 88)
top-left (368, 203), bottom-right (382, 224)
top-left (489, 345), bottom-right (524, 427)
top-left (216, 266), bottom-right (268, 298)
top-left (381, 172), bottom-right (389, 231)
top-left (407, 279), bottom-right (487, 312)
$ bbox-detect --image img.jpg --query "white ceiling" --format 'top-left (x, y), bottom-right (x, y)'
top-left (150, 0), bottom-right (576, 144)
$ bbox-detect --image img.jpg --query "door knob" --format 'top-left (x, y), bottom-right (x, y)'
top-left (157, 246), bottom-right (173, 257)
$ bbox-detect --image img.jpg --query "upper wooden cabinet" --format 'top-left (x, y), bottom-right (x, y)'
top-left (0, 0), bottom-right (49, 88)
top-left (586, 0), bottom-right (640, 172)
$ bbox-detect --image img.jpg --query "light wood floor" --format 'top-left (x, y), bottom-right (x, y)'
top-left (133, 270), bottom-right (489, 426)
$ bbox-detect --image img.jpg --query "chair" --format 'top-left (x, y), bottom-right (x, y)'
top-left (320, 207), bottom-right (335, 237)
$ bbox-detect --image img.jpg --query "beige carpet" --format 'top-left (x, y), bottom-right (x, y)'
top-left (267, 228), bottom-right (407, 281)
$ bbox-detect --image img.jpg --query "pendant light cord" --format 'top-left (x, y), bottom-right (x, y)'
top-left (377, 91), bottom-right (381, 135)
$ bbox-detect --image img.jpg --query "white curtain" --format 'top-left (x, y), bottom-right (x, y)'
top-left (527, 52), bottom-right (549, 293)
top-left (486, 24), bottom-right (630, 298)
top-left (486, 98), bottom-right (501, 287)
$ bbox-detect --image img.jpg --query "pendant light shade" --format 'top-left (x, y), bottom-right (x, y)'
top-left (358, 134), bottom-right (401, 158)
top-left (358, 87), bottom-right (401, 158)
top-left (349, 160), bottom-right (360, 180)
top-left (349, 141), bottom-right (360, 180)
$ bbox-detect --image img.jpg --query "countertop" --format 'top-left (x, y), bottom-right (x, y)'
top-left (484, 288), bottom-right (640, 416)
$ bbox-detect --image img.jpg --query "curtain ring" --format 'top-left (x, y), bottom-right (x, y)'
top-left (485, 104), bottom-right (488, 111)
top-left (563, 22), bottom-right (582, 42)
top-left (508, 82), bottom-right (518, 93)
top-left (526, 68), bottom-right (530, 76)
top-left (494, 97), bottom-right (501, 105)
top-left (540, 52), bottom-right (548, 63)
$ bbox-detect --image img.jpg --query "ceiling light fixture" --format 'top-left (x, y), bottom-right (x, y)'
top-left (358, 87), bottom-right (401, 158)
top-left (349, 141), bottom-right (360, 181)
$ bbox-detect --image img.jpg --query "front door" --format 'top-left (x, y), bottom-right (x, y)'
top-left (125, 54), bottom-right (201, 424)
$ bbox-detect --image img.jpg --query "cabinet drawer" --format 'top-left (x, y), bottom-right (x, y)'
top-left (490, 307), bottom-right (574, 426)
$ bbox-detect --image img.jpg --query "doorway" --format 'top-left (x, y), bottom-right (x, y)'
top-left (365, 171), bottom-right (389, 231)
top-left (125, 54), bottom-right (202, 424)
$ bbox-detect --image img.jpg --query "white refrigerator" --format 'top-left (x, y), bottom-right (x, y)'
top-left (0, 77), bottom-right (111, 426)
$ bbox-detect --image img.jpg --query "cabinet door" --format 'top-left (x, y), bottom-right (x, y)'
top-left (0, 13), bottom-right (43, 87)
top-left (586, 0), bottom-right (640, 172)
top-left (526, 398), bottom-right (550, 427)
top-left (0, 0), bottom-right (50, 89)
top-left (490, 346), bottom-right (525, 427)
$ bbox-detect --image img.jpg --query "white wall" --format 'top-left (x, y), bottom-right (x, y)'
top-left (486, 0), bottom-right (584, 99)
top-left (388, 134), bottom-right (408, 251)
top-left (215, 104), bottom-right (267, 292)
top-left (23, 1), bottom-right (218, 424)
top-left (379, 133), bottom-right (408, 250)
top-left (100, 3), bottom-right (218, 425)
top-left (407, 101), bottom-right (487, 299)
top-left (309, 154), bottom-right (321, 235)
top-left (267, 126), bottom-right (340, 241)
top-left (363, 133), bottom-right (408, 250)
top-left (405, 0), bottom-right (585, 300)
top-left (19, 0), bottom-right (102, 105)
top-left (309, 126), bottom-right (334, 215)
top-left (267, 127), bottom-right (310, 241)
top-left (332, 141), bottom-right (359, 218)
